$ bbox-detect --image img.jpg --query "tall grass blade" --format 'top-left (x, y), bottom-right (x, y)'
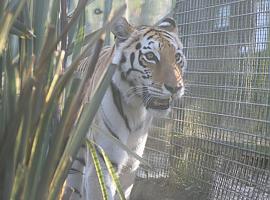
top-left (86, 140), bottom-right (109, 200)
top-left (37, 39), bottom-right (100, 198)
top-left (23, 47), bottom-right (61, 200)
top-left (10, 20), bottom-right (35, 38)
top-left (48, 6), bottom-right (126, 199)
top-left (32, 0), bottom-right (54, 56)
top-left (103, 0), bottom-right (113, 45)
top-left (94, 141), bottom-right (126, 200)
top-left (38, 0), bottom-right (89, 67)
top-left (0, 2), bottom-right (131, 200)
top-left (1, 46), bottom-right (18, 200)
top-left (71, 8), bottom-right (85, 60)
top-left (0, 0), bottom-right (27, 54)
top-left (10, 164), bottom-right (26, 200)
top-left (48, 59), bottom-right (118, 200)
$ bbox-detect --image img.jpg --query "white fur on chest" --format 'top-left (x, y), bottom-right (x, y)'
top-left (91, 84), bottom-right (153, 170)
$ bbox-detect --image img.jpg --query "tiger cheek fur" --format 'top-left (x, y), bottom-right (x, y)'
top-left (61, 17), bottom-right (186, 200)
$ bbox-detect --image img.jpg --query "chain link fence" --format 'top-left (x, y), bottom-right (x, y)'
top-left (135, 0), bottom-right (270, 199)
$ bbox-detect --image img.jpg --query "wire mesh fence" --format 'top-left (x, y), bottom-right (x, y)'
top-left (136, 0), bottom-right (270, 199)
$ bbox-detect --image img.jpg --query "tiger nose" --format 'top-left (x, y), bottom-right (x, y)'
top-left (164, 84), bottom-right (181, 94)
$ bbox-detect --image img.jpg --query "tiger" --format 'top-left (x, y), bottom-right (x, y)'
top-left (61, 16), bottom-right (186, 200)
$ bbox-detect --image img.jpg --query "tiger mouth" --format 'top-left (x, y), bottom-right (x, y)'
top-left (147, 98), bottom-right (171, 110)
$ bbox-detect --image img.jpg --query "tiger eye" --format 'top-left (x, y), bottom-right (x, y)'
top-left (145, 52), bottom-right (155, 60)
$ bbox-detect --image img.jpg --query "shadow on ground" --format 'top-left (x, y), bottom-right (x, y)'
top-left (130, 178), bottom-right (208, 200)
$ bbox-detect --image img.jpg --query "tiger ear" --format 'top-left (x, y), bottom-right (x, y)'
top-left (111, 17), bottom-right (134, 43)
top-left (157, 17), bottom-right (177, 33)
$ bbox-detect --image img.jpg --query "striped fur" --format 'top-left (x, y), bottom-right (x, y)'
top-left (61, 17), bottom-right (186, 200)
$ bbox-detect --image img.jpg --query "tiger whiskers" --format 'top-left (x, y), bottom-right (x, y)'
top-left (126, 86), bottom-right (147, 96)
top-left (151, 82), bottom-right (163, 89)
top-left (126, 86), bottom-right (164, 98)
top-left (124, 85), bottom-right (172, 107)
top-left (126, 89), bottom-right (165, 103)
top-left (145, 96), bottom-right (154, 108)
top-left (126, 90), bottom-right (147, 106)
top-left (142, 94), bottom-right (152, 108)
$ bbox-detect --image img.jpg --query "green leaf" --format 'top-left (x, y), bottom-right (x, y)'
top-left (0, 0), bottom-right (27, 54)
top-left (0, 46), bottom-right (18, 200)
top-left (10, 20), bottom-right (35, 38)
top-left (92, 140), bottom-right (126, 200)
top-left (22, 50), bottom-right (63, 200)
top-left (71, 8), bottom-right (85, 61)
top-left (10, 164), bottom-right (26, 200)
top-left (37, 0), bottom-right (89, 67)
top-left (86, 140), bottom-right (109, 200)
top-left (48, 5), bottom-right (127, 199)
top-left (0, 2), bottom-right (130, 200)
top-left (32, 0), bottom-right (54, 56)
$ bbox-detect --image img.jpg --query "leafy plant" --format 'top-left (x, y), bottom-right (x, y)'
top-left (0, 0), bottom-right (127, 199)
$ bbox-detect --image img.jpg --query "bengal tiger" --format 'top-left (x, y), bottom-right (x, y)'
top-left (61, 17), bottom-right (186, 200)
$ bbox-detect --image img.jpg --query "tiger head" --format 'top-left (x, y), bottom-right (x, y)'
top-left (111, 17), bottom-right (186, 115)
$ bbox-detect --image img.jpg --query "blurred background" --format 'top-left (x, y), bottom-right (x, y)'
top-left (76, 0), bottom-right (174, 31)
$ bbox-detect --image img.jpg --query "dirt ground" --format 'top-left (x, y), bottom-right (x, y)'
top-left (130, 178), bottom-right (208, 200)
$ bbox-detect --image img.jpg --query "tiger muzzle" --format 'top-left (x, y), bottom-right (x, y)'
top-left (146, 97), bottom-right (171, 110)
top-left (164, 84), bottom-right (182, 94)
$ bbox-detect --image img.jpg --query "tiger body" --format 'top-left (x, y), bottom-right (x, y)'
top-left (62, 17), bottom-right (186, 200)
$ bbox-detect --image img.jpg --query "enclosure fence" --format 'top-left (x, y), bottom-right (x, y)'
top-left (137, 0), bottom-right (270, 199)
